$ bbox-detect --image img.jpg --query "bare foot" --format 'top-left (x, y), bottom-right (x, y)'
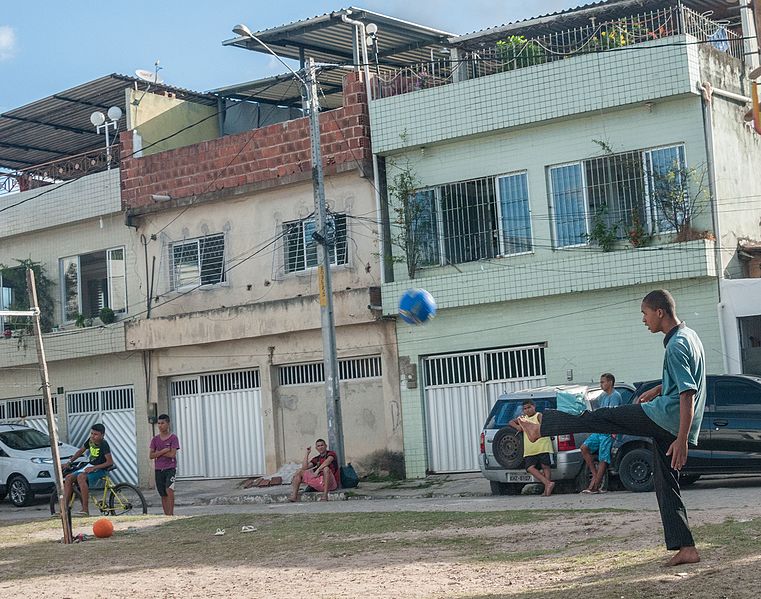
top-left (543, 481), bottom-right (555, 496)
top-left (521, 419), bottom-right (541, 443)
top-left (288, 495), bottom-right (298, 503)
top-left (318, 496), bottom-right (328, 502)
top-left (664, 546), bottom-right (700, 567)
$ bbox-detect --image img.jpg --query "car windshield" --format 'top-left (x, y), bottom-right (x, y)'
top-left (487, 398), bottom-right (556, 429)
top-left (0, 428), bottom-right (51, 450)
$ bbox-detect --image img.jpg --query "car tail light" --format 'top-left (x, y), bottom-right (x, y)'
top-left (480, 432), bottom-right (486, 454)
top-left (557, 434), bottom-right (576, 451)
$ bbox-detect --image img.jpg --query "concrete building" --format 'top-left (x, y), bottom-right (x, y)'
top-left (368, 0), bottom-right (761, 477)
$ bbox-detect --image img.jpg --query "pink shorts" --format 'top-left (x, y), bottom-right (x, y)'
top-left (302, 469), bottom-right (338, 492)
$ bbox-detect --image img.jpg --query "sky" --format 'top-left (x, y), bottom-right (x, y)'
top-left (0, 1), bottom-right (581, 112)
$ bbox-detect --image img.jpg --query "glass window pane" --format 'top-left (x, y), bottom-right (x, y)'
top-left (61, 256), bottom-right (80, 321)
top-left (498, 173), bottom-right (532, 254)
top-left (646, 145), bottom-right (686, 233)
top-left (107, 248), bottom-right (126, 313)
top-left (172, 241), bottom-right (200, 289)
top-left (550, 164), bottom-right (587, 247)
top-left (284, 222), bottom-right (305, 273)
top-left (411, 191), bottom-right (439, 266)
top-left (304, 219), bottom-right (318, 268)
top-left (714, 381), bottom-right (761, 410)
top-left (440, 178), bottom-right (498, 264)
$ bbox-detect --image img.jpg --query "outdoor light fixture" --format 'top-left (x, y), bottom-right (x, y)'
top-left (90, 106), bottom-right (122, 169)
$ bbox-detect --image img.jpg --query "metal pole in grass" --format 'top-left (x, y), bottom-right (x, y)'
top-left (26, 269), bottom-right (73, 544)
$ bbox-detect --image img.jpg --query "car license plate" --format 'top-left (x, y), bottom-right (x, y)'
top-left (506, 473), bottom-right (533, 483)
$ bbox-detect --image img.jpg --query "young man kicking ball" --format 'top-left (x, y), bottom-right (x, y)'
top-left (520, 290), bottom-right (705, 566)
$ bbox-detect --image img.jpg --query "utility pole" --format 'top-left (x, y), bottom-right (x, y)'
top-left (26, 269), bottom-right (73, 544)
top-left (306, 58), bottom-right (345, 467)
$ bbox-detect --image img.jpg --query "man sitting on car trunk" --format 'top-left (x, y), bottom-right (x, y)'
top-left (509, 400), bottom-right (555, 496)
top-left (520, 289), bottom-right (705, 567)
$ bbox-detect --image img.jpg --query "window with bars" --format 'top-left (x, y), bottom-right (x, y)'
top-left (284, 214), bottom-right (348, 274)
top-left (415, 174), bottom-right (533, 267)
top-left (549, 144), bottom-right (686, 248)
top-left (170, 234), bottom-right (226, 290)
top-left (278, 356), bottom-right (382, 386)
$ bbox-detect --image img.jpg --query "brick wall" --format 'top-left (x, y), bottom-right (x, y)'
top-left (120, 73), bottom-right (371, 210)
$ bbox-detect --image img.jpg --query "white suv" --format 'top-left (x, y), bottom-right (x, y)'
top-left (0, 424), bottom-right (79, 507)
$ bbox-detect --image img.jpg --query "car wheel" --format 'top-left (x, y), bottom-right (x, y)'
top-left (618, 448), bottom-right (654, 492)
top-left (491, 427), bottom-right (524, 469)
top-left (490, 481), bottom-right (523, 496)
top-left (8, 475), bottom-right (34, 507)
top-left (679, 473), bottom-right (701, 486)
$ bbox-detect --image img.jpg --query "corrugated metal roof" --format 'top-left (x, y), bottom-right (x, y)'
top-left (212, 66), bottom-right (352, 110)
top-left (452, 0), bottom-right (741, 46)
top-left (0, 74), bottom-right (217, 171)
top-left (223, 6), bottom-right (454, 67)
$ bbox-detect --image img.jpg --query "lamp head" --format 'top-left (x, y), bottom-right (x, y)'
top-left (366, 23), bottom-right (378, 35)
top-left (90, 111), bottom-right (106, 127)
top-left (232, 23), bottom-right (253, 38)
top-left (107, 106), bottom-right (122, 122)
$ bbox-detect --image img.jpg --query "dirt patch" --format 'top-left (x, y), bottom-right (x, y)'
top-left (0, 508), bottom-right (758, 598)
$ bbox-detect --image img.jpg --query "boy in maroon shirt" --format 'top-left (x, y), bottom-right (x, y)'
top-left (149, 414), bottom-right (180, 515)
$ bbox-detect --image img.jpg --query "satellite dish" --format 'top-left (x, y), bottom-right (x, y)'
top-left (135, 69), bottom-right (164, 84)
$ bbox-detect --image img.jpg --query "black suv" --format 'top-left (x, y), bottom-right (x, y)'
top-left (611, 374), bottom-right (761, 492)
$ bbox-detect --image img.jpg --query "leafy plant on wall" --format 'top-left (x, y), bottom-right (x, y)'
top-left (496, 36), bottom-right (546, 71)
top-left (387, 159), bottom-right (436, 279)
top-left (0, 259), bottom-right (56, 334)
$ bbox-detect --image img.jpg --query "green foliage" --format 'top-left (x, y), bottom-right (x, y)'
top-left (387, 159), bottom-right (434, 279)
top-left (496, 35), bottom-right (546, 70)
top-left (586, 205), bottom-right (619, 252)
top-left (627, 209), bottom-right (651, 248)
top-left (99, 306), bottom-right (115, 324)
top-left (0, 259), bottom-right (55, 333)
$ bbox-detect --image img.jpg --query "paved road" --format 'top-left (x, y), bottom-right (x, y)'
top-left (2, 474), bottom-right (761, 521)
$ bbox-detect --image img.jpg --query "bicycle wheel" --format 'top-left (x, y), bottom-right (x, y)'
top-left (108, 483), bottom-right (147, 515)
top-left (49, 487), bottom-right (80, 515)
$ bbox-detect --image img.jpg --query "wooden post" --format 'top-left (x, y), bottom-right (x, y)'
top-left (26, 269), bottom-right (73, 544)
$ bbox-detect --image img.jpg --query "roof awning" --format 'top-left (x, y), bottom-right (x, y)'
top-left (0, 74), bottom-right (217, 172)
top-left (212, 66), bottom-right (352, 110)
top-left (223, 6), bottom-right (454, 68)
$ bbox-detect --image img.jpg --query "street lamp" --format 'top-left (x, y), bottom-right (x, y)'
top-left (90, 106), bottom-right (122, 169)
top-left (231, 24), bottom-right (346, 467)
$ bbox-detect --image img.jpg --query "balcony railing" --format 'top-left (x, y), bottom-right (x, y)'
top-left (374, 5), bottom-right (743, 99)
top-left (0, 144), bottom-right (120, 195)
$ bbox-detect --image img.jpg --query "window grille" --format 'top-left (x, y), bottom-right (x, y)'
top-left (425, 345), bottom-right (546, 387)
top-left (549, 144), bottom-right (686, 248)
top-left (67, 387), bottom-right (133, 415)
top-left (284, 214), bottom-right (348, 273)
top-left (200, 369), bottom-right (260, 393)
top-left (170, 378), bottom-right (199, 397)
top-left (278, 356), bottom-right (382, 386)
top-left (410, 191), bottom-right (440, 266)
top-left (440, 177), bottom-right (499, 264)
top-left (0, 396), bottom-right (58, 419)
top-left (170, 233), bottom-right (226, 290)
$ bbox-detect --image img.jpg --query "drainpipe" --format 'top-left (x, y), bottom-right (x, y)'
top-left (698, 82), bottom-right (730, 373)
top-left (341, 12), bottom-right (387, 284)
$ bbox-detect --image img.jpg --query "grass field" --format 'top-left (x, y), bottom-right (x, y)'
top-left (0, 509), bottom-right (757, 598)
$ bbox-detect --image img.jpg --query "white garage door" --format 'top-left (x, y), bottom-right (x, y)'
top-left (424, 345), bottom-right (547, 473)
top-left (66, 386), bottom-right (138, 485)
top-left (0, 396), bottom-right (62, 434)
top-left (170, 369), bottom-right (265, 479)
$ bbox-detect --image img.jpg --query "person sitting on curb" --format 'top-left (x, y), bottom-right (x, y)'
top-left (580, 372), bottom-right (623, 494)
top-left (289, 439), bottom-right (339, 502)
top-left (509, 400), bottom-right (555, 497)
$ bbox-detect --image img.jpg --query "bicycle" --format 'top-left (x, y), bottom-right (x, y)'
top-left (49, 464), bottom-right (147, 516)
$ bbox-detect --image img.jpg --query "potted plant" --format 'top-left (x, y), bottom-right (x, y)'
top-left (99, 307), bottom-right (116, 324)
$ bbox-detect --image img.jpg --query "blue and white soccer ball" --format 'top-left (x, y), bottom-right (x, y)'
top-left (398, 289), bottom-right (437, 325)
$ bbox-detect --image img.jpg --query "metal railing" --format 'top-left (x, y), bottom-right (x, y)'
top-left (374, 5), bottom-right (743, 99)
top-left (0, 145), bottom-right (120, 195)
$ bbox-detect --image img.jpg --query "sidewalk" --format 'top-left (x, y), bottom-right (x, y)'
top-left (173, 473), bottom-right (492, 506)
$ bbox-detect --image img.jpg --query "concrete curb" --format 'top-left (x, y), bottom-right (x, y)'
top-left (209, 491), bottom-right (348, 505)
